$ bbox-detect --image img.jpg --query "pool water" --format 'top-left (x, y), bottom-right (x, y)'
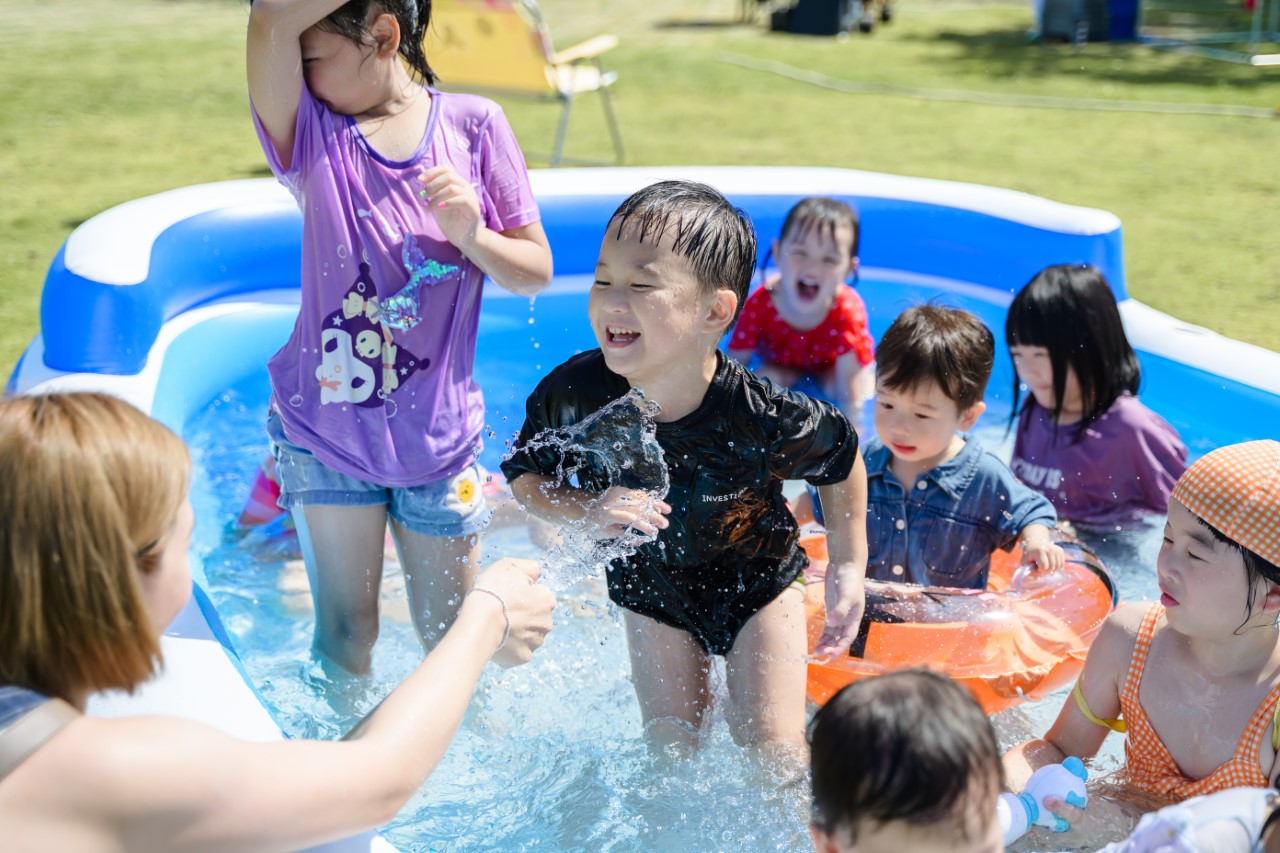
top-left (189, 277), bottom-right (1177, 852)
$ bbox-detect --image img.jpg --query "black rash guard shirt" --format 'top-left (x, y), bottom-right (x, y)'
top-left (501, 349), bottom-right (859, 654)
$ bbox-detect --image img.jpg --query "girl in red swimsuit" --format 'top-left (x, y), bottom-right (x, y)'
top-left (727, 197), bottom-right (875, 431)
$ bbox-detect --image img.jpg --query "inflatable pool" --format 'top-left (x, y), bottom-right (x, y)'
top-left (9, 166), bottom-right (1280, 851)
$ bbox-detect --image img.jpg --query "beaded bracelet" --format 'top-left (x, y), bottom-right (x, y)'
top-left (467, 586), bottom-right (511, 653)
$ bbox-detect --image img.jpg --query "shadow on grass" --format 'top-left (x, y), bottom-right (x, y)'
top-left (908, 26), bottom-right (1275, 90)
top-left (652, 18), bottom-right (759, 30)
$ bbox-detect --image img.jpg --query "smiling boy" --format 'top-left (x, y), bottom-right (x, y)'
top-left (862, 304), bottom-right (1063, 588)
top-left (501, 181), bottom-right (868, 756)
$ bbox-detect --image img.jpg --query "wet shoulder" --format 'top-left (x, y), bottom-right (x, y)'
top-left (532, 350), bottom-right (627, 422)
top-left (725, 357), bottom-right (815, 424)
top-left (1103, 394), bottom-right (1173, 433)
top-left (431, 90), bottom-right (506, 128)
top-left (1095, 602), bottom-right (1154, 668)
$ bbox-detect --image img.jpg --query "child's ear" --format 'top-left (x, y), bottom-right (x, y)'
top-left (704, 288), bottom-right (739, 333)
top-left (958, 400), bottom-right (986, 432)
top-left (1260, 581), bottom-right (1280, 615)
top-left (847, 257), bottom-right (860, 279)
top-left (808, 825), bottom-right (844, 853)
top-left (369, 12), bottom-right (402, 56)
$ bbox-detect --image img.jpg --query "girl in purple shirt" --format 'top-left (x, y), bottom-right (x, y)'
top-left (247, 0), bottom-right (552, 675)
top-left (1006, 264), bottom-right (1187, 527)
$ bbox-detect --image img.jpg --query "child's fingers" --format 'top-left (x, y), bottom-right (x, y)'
top-left (1041, 795), bottom-right (1085, 831)
top-left (417, 164), bottom-right (457, 184)
top-left (815, 615), bottom-right (859, 656)
top-left (418, 178), bottom-right (459, 205)
top-left (813, 629), bottom-right (853, 658)
top-left (416, 170), bottom-right (456, 194)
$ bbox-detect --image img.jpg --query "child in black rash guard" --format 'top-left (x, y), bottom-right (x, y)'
top-left (502, 181), bottom-right (869, 759)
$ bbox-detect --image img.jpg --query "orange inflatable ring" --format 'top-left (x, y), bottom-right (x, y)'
top-left (803, 535), bottom-right (1117, 715)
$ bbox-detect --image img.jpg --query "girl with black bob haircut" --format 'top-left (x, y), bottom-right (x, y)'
top-left (1005, 264), bottom-right (1187, 526)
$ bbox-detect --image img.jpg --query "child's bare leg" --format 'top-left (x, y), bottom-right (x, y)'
top-left (294, 504), bottom-right (389, 676)
top-left (623, 610), bottom-right (712, 755)
top-left (724, 586), bottom-right (809, 766)
top-left (823, 354), bottom-right (874, 430)
top-left (391, 523), bottom-right (482, 652)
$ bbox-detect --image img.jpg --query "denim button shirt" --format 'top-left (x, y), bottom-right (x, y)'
top-left (864, 436), bottom-right (1057, 589)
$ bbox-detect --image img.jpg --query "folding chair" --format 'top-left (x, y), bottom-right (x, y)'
top-left (424, 0), bottom-right (625, 166)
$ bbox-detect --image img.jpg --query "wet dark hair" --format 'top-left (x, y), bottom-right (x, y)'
top-left (808, 668), bottom-right (1003, 843)
top-left (318, 0), bottom-right (435, 85)
top-left (1006, 264), bottom-right (1141, 442)
top-left (607, 180), bottom-right (757, 323)
top-left (876, 304), bottom-right (995, 412)
top-left (1193, 517), bottom-right (1280, 630)
top-left (760, 196), bottom-right (860, 283)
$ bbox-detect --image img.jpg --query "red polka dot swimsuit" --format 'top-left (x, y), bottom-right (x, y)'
top-left (728, 284), bottom-right (874, 371)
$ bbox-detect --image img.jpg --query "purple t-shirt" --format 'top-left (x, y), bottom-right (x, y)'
top-left (1010, 394), bottom-right (1188, 526)
top-left (252, 83), bottom-right (540, 486)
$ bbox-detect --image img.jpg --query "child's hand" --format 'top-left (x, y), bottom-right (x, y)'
top-left (1025, 757), bottom-right (1088, 831)
top-left (1023, 538), bottom-right (1066, 572)
top-left (815, 561), bottom-right (866, 657)
top-left (584, 486), bottom-right (671, 540)
top-left (418, 166), bottom-right (483, 251)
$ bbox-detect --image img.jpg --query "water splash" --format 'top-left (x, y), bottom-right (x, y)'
top-left (512, 388), bottom-right (669, 591)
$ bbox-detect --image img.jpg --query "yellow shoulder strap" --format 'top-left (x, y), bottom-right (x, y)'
top-left (1073, 680), bottom-right (1126, 733)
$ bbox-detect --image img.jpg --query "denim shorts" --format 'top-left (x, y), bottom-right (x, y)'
top-left (266, 410), bottom-right (488, 538)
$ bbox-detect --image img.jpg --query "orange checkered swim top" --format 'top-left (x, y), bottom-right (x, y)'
top-left (1118, 603), bottom-right (1280, 800)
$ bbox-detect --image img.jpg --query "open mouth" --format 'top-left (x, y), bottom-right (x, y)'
top-left (796, 279), bottom-right (821, 302)
top-left (891, 442), bottom-right (917, 455)
top-left (606, 325), bottom-right (639, 346)
top-left (1159, 586), bottom-right (1179, 606)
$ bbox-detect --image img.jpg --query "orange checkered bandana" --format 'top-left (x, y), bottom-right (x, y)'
top-left (1172, 440), bottom-right (1280, 566)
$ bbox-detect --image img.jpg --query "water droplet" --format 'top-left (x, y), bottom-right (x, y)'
top-left (289, 394), bottom-right (304, 407)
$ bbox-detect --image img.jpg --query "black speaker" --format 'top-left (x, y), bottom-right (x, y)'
top-left (788, 0), bottom-right (854, 35)
top-left (770, 5), bottom-right (795, 32)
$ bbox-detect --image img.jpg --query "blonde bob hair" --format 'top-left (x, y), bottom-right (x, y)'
top-left (0, 392), bottom-right (190, 701)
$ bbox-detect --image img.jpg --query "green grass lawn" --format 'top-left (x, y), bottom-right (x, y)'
top-left (2, 0), bottom-right (1277, 378)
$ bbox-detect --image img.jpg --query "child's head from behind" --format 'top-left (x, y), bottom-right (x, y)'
top-left (873, 305), bottom-right (994, 469)
top-left (593, 181), bottom-right (755, 383)
top-left (304, 1), bottom-right (435, 109)
top-left (769, 198), bottom-right (860, 326)
top-left (1162, 440), bottom-right (1280, 634)
top-left (0, 393), bottom-right (192, 703)
top-left (808, 668), bottom-right (1004, 853)
top-left (1006, 264), bottom-right (1140, 430)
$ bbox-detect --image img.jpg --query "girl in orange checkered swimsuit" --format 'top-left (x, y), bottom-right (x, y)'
top-left (1003, 440), bottom-right (1280, 833)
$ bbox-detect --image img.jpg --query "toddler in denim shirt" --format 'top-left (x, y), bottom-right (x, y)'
top-left (861, 305), bottom-right (1064, 588)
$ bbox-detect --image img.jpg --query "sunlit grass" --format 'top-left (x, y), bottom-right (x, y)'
top-left (2, 0), bottom-right (1277, 377)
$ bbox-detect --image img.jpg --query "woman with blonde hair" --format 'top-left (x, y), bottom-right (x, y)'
top-left (0, 391), bottom-right (554, 851)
